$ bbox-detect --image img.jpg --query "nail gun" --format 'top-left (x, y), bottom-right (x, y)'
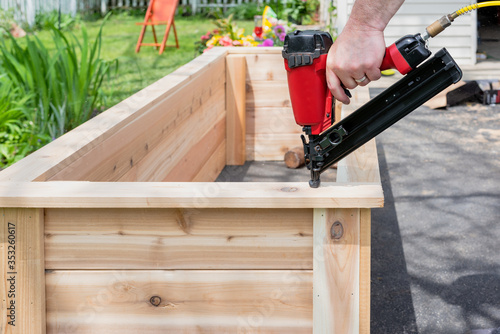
top-left (282, 30), bottom-right (462, 188)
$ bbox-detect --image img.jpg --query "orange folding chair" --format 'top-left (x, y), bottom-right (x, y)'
top-left (136, 0), bottom-right (180, 54)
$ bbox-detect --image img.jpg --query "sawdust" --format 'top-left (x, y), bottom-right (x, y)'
top-left (474, 129), bottom-right (500, 143)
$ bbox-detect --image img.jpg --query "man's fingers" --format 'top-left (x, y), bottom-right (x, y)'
top-left (366, 67), bottom-right (382, 82)
top-left (326, 69), bottom-right (351, 105)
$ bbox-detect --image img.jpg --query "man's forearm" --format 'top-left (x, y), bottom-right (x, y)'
top-left (347, 0), bottom-right (405, 32)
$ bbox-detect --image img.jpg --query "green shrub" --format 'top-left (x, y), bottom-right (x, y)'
top-left (34, 10), bottom-right (80, 31)
top-left (284, 0), bottom-right (319, 25)
top-left (0, 16), bottom-right (117, 164)
top-left (0, 76), bottom-right (46, 166)
top-left (226, 3), bottom-right (261, 20)
top-left (0, 8), bottom-right (16, 37)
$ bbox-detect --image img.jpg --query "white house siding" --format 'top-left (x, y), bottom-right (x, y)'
top-left (336, 0), bottom-right (477, 65)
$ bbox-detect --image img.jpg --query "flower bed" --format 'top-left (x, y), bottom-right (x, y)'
top-left (197, 6), bottom-right (291, 53)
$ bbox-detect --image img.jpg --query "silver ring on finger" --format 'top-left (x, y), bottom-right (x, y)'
top-left (355, 75), bottom-right (367, 83)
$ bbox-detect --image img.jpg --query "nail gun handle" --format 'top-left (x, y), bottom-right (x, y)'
top-left (380, 34), bottom-right (432, 75)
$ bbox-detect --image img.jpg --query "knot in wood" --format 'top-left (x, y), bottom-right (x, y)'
top-left (330, 221), bottom-right (343, 240)
top-left (150, 295), bottom-right (162, 307)
top-left (280, 187), bottom-right (298, 193)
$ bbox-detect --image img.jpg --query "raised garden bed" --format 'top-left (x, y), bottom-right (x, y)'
top-left (0, 47), bottom-right (382, 333)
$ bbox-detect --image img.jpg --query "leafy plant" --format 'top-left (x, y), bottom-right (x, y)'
top-left (0, 8), bottom-right (16, 37)
top-left (226, 3), bottom-right (261, 20)
top-left (0, 76), bottom-right (46, 166)
top-left (0, 8), bottom-right (14, 28)
top-left (34, 10), bottom-right (80, 31)
top-left (284, 0), bottom-right (319, 25)
top-left (0, 16), bottom-right (117, 143)
top-left (213, 14), bottom-right (245, 41)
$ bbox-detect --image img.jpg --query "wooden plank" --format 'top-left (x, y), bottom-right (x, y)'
top-left (336, 86), bottom-right (381, 185)
top-left (0, 182), bottom-right (384, 209)
top-left (246, 107), bottom-right (297, 135)
top-left (226, 55), bottom-right (247, 165)
top-left (334, 100), bottom-right (343, 125)
top-left (227, 47), bottom-right (281, 55)
top-left (313, 208), bottom-right (360, 334)
top-left (359, 209), bottom-right (371, 334)
top-left (246, 80), bottom-right (291, 109)
top-left (45, 270), bottom-right (313, 333)
top-left (44, 208), bottom-right (313, 270)
top-left (246, 133), bottom-right (303, 161)
top-left (331, 92), bottom-right (373, 334)
top-left (0, 47), bottom-right (228, 182)
top-left (336, 139), bottom-right (380, 184)
top-left (119, 88), bottom-right (226, 181)
top-left (242, 53), bottom-right (288, 82)
top-left (162, 117), bottom-right (226, 182)
top-left (191, 140), bottom-right (226, 182)
top-left (0, 208), bottom-right (45, 334)
top-left (52, 57), bottom-right (226, 182)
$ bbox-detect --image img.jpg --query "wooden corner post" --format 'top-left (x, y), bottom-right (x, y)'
top-left (313, 207), bottom-right (369, 334)
top-left (1, 208), bottom-right (46, 334)
top-left (225, 54), bottom-right (247, 165)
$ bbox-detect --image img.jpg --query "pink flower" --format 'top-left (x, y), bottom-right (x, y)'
top-left (274, 25), bottom-right (286, 36)
top-left (219, 36), bottom-right (233, 46)
top-left (259, 38), bottom-right (274, 47)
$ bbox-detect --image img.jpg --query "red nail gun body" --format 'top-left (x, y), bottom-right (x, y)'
top-left (282, 30), bottom-right (462, 188)
top-left (282, 30), bottom-right (431, 136)
top-left (283, 32), bottom-right (333, 136)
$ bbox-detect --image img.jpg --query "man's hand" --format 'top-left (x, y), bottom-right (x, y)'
top-left (327, 0), bottom-right (404, 104)
top-left (326, 25), bottom-right (386, 104)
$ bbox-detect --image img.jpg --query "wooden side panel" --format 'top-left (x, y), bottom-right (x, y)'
top-left (226, 55), bottom-right (246, 165)
top-left (243, 52), bottom-right (301, 161)
top-left (50, 54), bottom-right (225, 182)
top-left (46, 270), bottom-right (313, 333)
top-left (118, 71), bottom-right (226, 182)
top-left (44, 208), bottom-right (313, 270)
top-left (0, 48), bottom-right (228, 182)
top-left (159, 116), bottom-right (226, 182)
top-left (0, 208), bottom-right (45, 334)
top-left (242, 53), bottom-right (288, 82)
top-left (336, 87), bottom-right (380, 185)
top-left (191, 140), bottom-right (226, 182)
top-left (313, 208), bottom-right (360, 334)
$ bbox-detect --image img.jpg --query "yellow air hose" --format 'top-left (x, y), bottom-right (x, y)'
top-left (454, 1), bottom-right (500, 16)
top-left (424, 1), bottom-right (500, 39)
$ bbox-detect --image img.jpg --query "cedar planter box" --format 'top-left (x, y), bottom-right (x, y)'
top-left (0, 47), bottom-right (382, 334)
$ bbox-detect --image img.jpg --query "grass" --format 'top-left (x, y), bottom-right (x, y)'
top-left (30, 13), bottom-right (253, 108)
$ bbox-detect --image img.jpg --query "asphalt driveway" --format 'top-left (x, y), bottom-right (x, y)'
top-left (370, 95), bottom-right (500, 334)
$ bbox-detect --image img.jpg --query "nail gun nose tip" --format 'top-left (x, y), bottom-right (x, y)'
top-left (309, 179), bottom-right (321, 188)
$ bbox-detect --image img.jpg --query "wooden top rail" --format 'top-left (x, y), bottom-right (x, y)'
top-left (0, 181), bottom-right (383, 208)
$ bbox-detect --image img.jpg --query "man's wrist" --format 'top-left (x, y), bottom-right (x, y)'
top-left (347, 0), bottom-right (405, 32)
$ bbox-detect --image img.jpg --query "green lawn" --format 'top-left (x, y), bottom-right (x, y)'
top-left (31, 13), bottom-right (253, 108)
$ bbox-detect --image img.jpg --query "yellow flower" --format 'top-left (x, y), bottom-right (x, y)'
top-left (206, 35), bottom-right (221, 47)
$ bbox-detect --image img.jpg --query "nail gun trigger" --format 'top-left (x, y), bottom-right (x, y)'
top-left (340, 84), bottom-right (352, 98)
